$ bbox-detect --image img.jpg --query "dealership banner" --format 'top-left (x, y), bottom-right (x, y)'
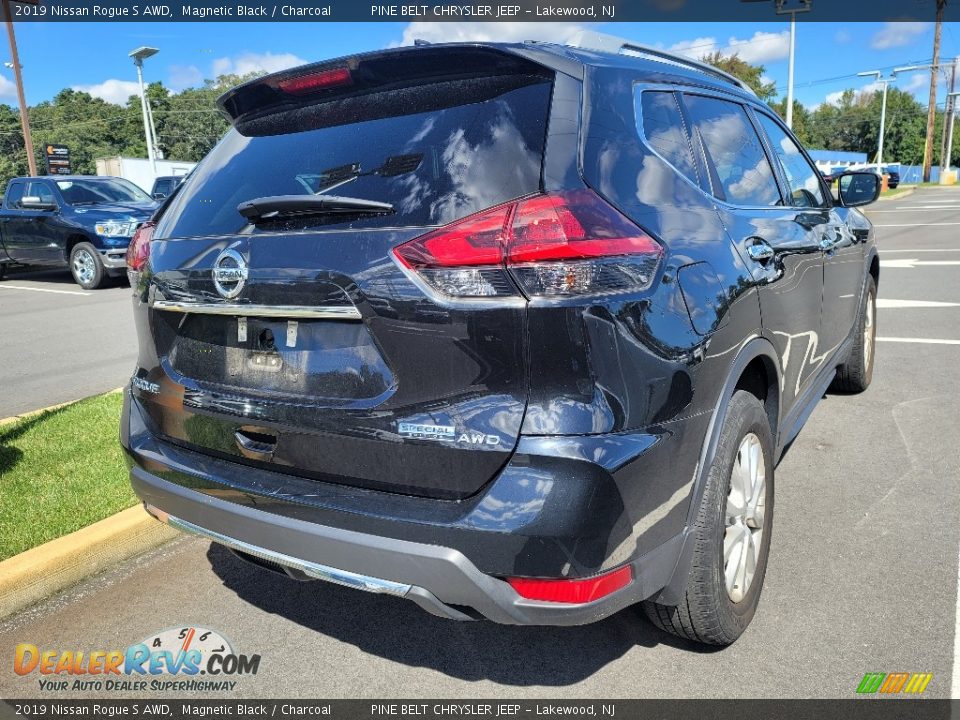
top-left (1, 0), bottom-right (959, 22)
top-left (2, 700), bottom-right (960, 720)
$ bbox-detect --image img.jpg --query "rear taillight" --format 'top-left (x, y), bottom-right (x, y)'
top-left (126, 221), bottom-right (155, 274)
top-left (507, 566), bottom-right (633, 604)
top-left (393, 190), bottom-right (662, 299)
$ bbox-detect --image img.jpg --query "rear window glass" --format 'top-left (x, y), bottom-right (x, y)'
top-left (639, 91), bottom-right (698, 185)
top-left (156, 81), bottom-right (552, 239)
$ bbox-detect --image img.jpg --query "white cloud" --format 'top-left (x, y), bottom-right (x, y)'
top-left (726, 31), bottom-right (790, 64)
top-left (71, 79), bottom-right (141, 105)
top-left (824, 90), bottom-right (847, 107)
top-left (871, 22), bottom-right (929, 50)
top-left (834, 30), bottom-right (852, 44)
top-left (211, 51), bottom-right (308, 78)
top-left (668, 36), bottom-right (719, 58)
top-left (0, 73), bottom-right (16, 100)
top-left (669, 30), bottom-right (789, 64)
top-left (168, 64), bottom-right (203, 91)
top-left (397, 21), bottom-right (589, 46)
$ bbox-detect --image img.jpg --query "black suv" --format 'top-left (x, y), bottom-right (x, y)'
top-left (121, 35), bottom-right (881, 646)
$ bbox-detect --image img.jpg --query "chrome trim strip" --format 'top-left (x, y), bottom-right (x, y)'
top-left (151, 300), bottom-right (362, 320)
top-left (150, 507), bottom-right (411, 597)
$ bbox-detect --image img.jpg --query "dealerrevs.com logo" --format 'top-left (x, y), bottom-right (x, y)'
top-left (14, 627), bottom-right (261, 693)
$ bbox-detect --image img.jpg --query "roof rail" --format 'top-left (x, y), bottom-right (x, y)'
top-left (564, 30), bottom-right (757, 97)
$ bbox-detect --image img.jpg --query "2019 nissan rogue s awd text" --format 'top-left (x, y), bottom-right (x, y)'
top-left (121, 33), bottom-right (881, 646)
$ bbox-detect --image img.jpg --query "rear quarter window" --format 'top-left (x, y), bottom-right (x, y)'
top-left (638, 90), bottom-right (699, 185)
top-left (156, 80), bottom-right (553, 239)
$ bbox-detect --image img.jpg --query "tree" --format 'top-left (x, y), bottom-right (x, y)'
top-left (700, 51), bottom-right (777, 102)
top-left (770, 98), bottom-right (811, 144)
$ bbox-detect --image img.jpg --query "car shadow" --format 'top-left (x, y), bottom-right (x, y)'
top-left (0, 411), bottom-right (59, 475)
top-left (4, 268), bottom-right (128, 287)
top-left (206, 543), bottom-right (718, 686)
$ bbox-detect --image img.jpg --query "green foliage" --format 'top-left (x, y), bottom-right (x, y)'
top-left (0, 72), bottom-right (259, 190)
top-left (701, 51), bottom-right (778, 101)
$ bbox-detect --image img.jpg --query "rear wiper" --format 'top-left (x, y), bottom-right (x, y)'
top-left (237, 195), bottom-right (394, 223)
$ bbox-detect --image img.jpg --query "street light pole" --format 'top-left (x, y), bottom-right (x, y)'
top-left (858, 71), bottom-right (896, 167)
top-left (786, 11), bottom-right (796, 129)
top-left (947, 91), bottom-right (960, 174)
top-left (129, 46), bottom-right (158, 176)
top-left (740, 0), bottom-right (810, 130)
top-left (2, 0), bottom-right (36, 176)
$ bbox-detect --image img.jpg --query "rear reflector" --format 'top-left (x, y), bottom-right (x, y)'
top-left (277, 67), bottom-right (353, 95)
top-left (393, 190), bottom-right (662, 299)
top-left (507, 566), bottom-right (633, 604)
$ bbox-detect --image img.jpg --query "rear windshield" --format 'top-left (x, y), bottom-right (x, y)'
top-left (156, 81), bottom-right (552, 239)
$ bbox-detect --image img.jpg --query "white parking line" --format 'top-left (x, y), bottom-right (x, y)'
top-left (872, 206), bottom-right (960, 212)
top-left (876, 299), bottom-right (960, 309)
top-left (0, 284), bottom-right (90, 297)
top-left (882, 249), bottom-right (960, 253)
top-left (876, 337), bottom-right (960, 345)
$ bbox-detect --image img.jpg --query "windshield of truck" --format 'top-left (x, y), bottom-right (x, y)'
top-left (56, 178), bottom-right (152, 206)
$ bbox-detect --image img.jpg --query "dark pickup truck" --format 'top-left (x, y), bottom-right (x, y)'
top-left (0, 175), bottom-right (156, 289)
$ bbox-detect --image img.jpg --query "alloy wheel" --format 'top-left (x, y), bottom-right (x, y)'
top-left (73, 249), bottom-right (96, 285)
top-left (724, 433), bottom-right (766, 603)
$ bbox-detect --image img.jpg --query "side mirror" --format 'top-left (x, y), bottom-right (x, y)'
top-left (836, 172), bottom-right (881, 208)
top-left (20, 196), bottom-right (58, 211)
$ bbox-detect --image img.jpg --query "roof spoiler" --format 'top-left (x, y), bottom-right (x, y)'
top-left (564, 30), bottom-right (758, 97)
top-left (216, 45), bottom-right (553, 130)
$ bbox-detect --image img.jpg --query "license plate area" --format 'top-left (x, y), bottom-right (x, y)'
top-left (162, 313), bottom-right (393, 401)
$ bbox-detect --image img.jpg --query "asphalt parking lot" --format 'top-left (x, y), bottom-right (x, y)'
top-left (1, 187), bottom-right (958, 699)
top-left (0, 271), bottom-right (135, 419)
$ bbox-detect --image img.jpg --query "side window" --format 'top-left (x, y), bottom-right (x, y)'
top-left (639, 91), bottom-right (699, 185)
top-left (683, 94), bottom-right (781, 207)
top-left (5, 182), bottom-right (25, 209)
top-left (755, 113), bottom-right (826, 208)
top-left (29, 182), bottom-right (56, 204)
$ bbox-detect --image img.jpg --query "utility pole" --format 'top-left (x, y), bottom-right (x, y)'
top-left (2, 0), bottom-right (36, 176)
top-left (922, 0), bottom-right (946, 183)
top-left (940, 57), bottom-right (958, 172)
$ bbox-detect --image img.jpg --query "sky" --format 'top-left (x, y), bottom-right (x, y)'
top-left (2, 21), bottom-right (959, 110)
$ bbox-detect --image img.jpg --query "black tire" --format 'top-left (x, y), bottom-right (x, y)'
top-left (830, 275), bottom-right (876, 393)
top-left (642, 390), bottom-right (774, 646)
top-left (0, 263), bottom-right (6, 281)
top-left (70, 242), bottom-right (106, 290)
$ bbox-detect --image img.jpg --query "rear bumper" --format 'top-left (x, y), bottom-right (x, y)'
top-left (122, 390), bottom-right (695, 625)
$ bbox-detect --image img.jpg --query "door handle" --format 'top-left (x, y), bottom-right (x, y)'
top-left (746, 241), bottom-right (775, 263)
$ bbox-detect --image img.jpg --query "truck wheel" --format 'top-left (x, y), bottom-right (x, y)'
top-left (830, 276), bottom-right (876, 393)
top-left (70, 243), bottom-right (106, 290)
top-left (0, 263), bottom-right (6, 281)
top-left (642, 390), bottom-right (774, 646)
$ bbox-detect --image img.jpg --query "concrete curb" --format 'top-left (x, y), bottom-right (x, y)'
top-left (0, 505), bottom-right (178, 620)
top-left (0, 387), bottom-right (124, 427)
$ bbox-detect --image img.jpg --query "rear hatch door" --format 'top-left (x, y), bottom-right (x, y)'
top-left (137, 48), bottom-right (555, 499)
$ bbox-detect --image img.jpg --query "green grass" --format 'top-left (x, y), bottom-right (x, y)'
top-left (0, 392), bottom-right (135, 561)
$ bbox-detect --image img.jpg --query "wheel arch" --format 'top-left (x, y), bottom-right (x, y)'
top-left (654, 335), bottom-right (782, 605)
